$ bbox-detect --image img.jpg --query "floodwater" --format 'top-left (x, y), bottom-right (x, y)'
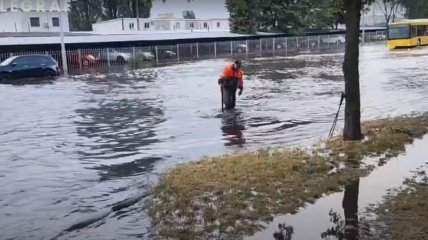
top-left (0, 44), bottom-right (427, 240)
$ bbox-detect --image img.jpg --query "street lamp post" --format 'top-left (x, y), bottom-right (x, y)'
top-left (58, 0), bottom-right (68, 76)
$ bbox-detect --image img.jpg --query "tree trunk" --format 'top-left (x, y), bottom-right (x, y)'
top-left (343, 0), bottom-right (362, 140)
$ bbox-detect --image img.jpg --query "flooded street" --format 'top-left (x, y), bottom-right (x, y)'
top-left (1, 44), bottom-right (427, 240)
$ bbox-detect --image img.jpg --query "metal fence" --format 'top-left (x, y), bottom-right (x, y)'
top-left (0, 31), bottom-right (386, 73)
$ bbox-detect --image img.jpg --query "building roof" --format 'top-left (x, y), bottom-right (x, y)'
top-left (0, 31), bottom-right (257, 46)
top-left (93, 17), bottom-right (229, 25)
top-left (389, 19), bottom-right (428, 26)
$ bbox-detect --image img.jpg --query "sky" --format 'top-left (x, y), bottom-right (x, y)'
top-left (151, 0), bottom-right (229, 19)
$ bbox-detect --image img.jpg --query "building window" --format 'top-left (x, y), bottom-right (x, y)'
top-left (190, 22), bottom-right (194, 28)
top-left (161, 24), bottom-right (165, 30)
top-left (129, 23), bottom-right (135, 30)
top-left (217, 22), bottom-right (220, 28)
top-left (203, 22), bottom-right (208, 28)
top-left (175, 22), bottom-right (180, 29)
top-left (52, 17), bottom-right (59, 27)
top-left (144, 22), bottom-right (150, 29)
top-left (30, 17), bottom-right (40, 27)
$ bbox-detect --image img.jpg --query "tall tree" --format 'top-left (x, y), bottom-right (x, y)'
top-left (103, 0), bottom-right (119, 19)
top-left (400, 0), bottom-right (428, 19)
top-left (69, 0), bottom-right (103, 31)
top-left (225, 0), bottom-right (258, 34)
top-left (343, 0), bottom-right (363, 140)
top-left (183, 10), bottom-right (196, 19)
top-left (376, 0), bottom-right (403, 24)
top-left (103, 0), bottom-right (152, 20)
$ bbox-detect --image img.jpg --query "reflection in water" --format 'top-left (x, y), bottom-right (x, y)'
top-left (321, 179), bottom-right (360, 240)
top-left (342, 179), bottom-right (360, 240)
top-left (221, 110), bottom-right (246, 147)
top-left (273, 223), bottom-right (294, 240)
top-left (74, 98), bottom-right (166, 180)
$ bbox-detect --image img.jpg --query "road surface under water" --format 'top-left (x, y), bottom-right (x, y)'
top-left (0, 44), bottom-right (427, 240)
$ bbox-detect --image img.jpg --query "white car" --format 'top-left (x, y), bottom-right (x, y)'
top-left (139, 51), bottom-right (155, 60)
top-left (99, 49), bottom-right (132, 63)
top-left (235, 44), bottom-right (248, 53)
top-left (321, 35), bottom-right (346, 44)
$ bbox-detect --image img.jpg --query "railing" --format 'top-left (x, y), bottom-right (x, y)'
top-left (0, 31), bottom-right (386, 73)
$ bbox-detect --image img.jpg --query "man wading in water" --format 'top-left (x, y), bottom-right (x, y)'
top-left (218, 60), bottom-right (244, 110)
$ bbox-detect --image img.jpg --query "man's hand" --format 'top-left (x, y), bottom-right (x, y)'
top-left (238, 87), bottom-right (243, 96)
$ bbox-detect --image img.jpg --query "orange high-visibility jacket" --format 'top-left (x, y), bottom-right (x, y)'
top-left (220, 64), bottom-right (244, 88)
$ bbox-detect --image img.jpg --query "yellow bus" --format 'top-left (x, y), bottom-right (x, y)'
top-left (387, 19), bottom-right (428, 49)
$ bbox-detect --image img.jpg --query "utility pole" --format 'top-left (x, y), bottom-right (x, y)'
top-left (136, 0), bottom-right (140, 31)
top-left (58, 0), bottom-right (68, 76)
top-left (362, 8), bottom-right (365, 45)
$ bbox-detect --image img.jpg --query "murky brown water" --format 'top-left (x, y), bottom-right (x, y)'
top-left (0, 44), bottom-right (427, 239)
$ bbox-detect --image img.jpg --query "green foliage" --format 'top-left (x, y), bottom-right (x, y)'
top-left (69, 0), bottom-right (103, 31)
top-left (225, 0), bottom-right (383, 34)
top-left (226, 0), bottom-right (347, 34)
top-left (183, 10), bottom-right (196, 19)
top-left (69, 0), bottom-right (153, 31)
top-left (102, 0), bottom-right (152, 19)
top-left (400, 0), bottom-right (428, 19)
top-left (226, 0), bottom-right (258, 34)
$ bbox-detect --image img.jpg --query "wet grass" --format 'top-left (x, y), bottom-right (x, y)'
top-left (149, 114), bottom-right (428, 239)
top-left (367, 168), bottom-right (428, 240)
top-left (324, 114), bottom-right (428, 162)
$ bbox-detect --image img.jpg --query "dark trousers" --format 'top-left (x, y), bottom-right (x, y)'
top-left (222, 86), bottom-right (237, 110)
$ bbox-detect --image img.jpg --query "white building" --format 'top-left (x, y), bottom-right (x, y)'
top-left (92, 14), bottom-right (230, 34)
top-left (0, 9), bottom-right (69, 33)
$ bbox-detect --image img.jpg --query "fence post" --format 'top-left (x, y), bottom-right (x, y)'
top-left (78, 49), bottom-right (82, 71)
top-left (214, 42), bottom-right (217, 59)
top-left (307, 36), bottom-right (310, 49)
top-left (155, 46), bottom-right (159, 64)
top-left (259, 38), bottom-right (262, 56)
top-left (196, 43), bottom-right (199, 59)
top-left (272, 38), bottom-right (275, 56)
top-left (177, 44), bottom-right (180, 62)
top-left (318, 35), bottom-right (321, 49)
top-left (296, 37), bottom-right (299, 49)
top-left (132, 47), bottom-right (136, 68)
top-left (285, 37), bottom-right (288, 54)
top-left (107, 48), bottom-right (111, 70)
top-left (230, 41), bottom-right (233, 56)
top-left (246, 40), bottom-right (249, 57)
top-left (327, 35), bottom-right (330, 48)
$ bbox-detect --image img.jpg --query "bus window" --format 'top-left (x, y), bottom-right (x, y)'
top-left (417, 25), bottom-right (427, 36)
top-left (389, 25), bottom-right (411, 39)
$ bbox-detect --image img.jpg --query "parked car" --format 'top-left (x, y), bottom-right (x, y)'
top-left (139, 51), bottom-right (155, 61)
top-left (163, 50), bottom-right (176, 58)
top-left (0, 55), bottom-right (60, 80)
top-left (77, 53), bottom-right (99, 66)
top-left (99, 49), bottom-right (132, 63)
top-left (235, 44), bottom-right (248, 53)
top-left (321, 35), bottom-right (345, 44)
top-left (52, 52), bottom-right (99, 67)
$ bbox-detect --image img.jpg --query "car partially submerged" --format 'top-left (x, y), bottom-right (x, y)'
top-left (0, 55), bottom-right (60, 80)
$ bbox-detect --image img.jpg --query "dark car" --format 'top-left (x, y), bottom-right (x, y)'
top-left (0, 55), bottom-right (61, 80)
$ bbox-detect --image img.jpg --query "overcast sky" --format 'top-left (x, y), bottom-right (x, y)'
top-left (151, 0), bottom-right (229, 19)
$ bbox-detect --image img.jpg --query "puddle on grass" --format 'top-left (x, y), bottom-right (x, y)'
top-left (247, 137), bottom-right (428, 240)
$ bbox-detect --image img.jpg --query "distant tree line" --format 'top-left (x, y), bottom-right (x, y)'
top-left (68, 0), bottom-right (428, 32)
top-left (69, 0), bottom-right (153, 31)
top-left (225, 0), bottom-right (428, 34)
